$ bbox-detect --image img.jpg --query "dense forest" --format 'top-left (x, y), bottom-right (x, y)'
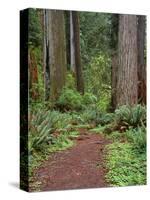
top-left (21, 9), bottom-right (146, 191)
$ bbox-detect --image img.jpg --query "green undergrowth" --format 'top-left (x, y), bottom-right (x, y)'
top-left (89, 125), bottom-right (106, 134)
top-left (87, 104), bottom-right (147, 187)
top-left (105, 141), bottom-right (146, 186)
top-left (104, 125), bottom-right (146, 186)
top-left (28, 96), bottom-right (146, 189)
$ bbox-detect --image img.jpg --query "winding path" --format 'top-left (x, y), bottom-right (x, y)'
top-left (31, 129), bottom-right (110, 191)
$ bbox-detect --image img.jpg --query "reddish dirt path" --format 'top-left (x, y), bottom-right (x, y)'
top-left (32, 129), bottom-right (110, 191)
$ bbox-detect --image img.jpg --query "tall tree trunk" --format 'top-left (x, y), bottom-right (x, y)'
top-left (43, 10), bottom-right (50, 100)
top-left (70, 11), bottom-right (76, 73)
top-left (137, 15), bottom-right (146, 104)
top-left (111, 54), bottom-right (118, 110)
top-left (29, 49), bottom-right (39, 100)
top-left (72, 11), bottom-right (84, 94)
top-left (110, 14), bottom-right (119, 111)
top-left (116, 15), bottom-right (138, 107)
top-left (64, 11), bottom-right (71, 69)
top-left (45, 10), bottom-right (67, 101)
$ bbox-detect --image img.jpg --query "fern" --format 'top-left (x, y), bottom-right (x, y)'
top-left (29, 110), bottom-right (60, 153)
top-left (115, 104), bottom-right (146, 128)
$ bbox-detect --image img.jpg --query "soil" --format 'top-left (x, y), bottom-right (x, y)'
top-left (31, 128), bottom-right (110, 192)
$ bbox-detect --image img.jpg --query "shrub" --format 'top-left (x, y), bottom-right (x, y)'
top-left (80, 105), bottom-right (101, 124)
top-left (82, 92), bottom-right (97, 105)
top-left (29, 110), bottom-right (60, 153)
top-left (115, 104), bottom-right (146, 128)
top-left (98, 112), bottom-right (115, 125)
top-left (65, 73), bottom-right (76, 90)
top-left (97, 89), bottom-right (111, 113)
top-left (57, 88), bottom-right (83, 110)
top-left (125, 126), bottom-right (146, 153)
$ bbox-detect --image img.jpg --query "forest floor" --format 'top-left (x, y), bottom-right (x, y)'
top-left (30, 128), bottom-right (111, 192)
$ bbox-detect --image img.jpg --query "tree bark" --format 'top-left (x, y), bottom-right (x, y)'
top-left (70, 11), bottom-right (76, 73)
top-left (110, 14), bottom-right (119, 111)
top-left (137, 15), bottom-right (146, 104)
top-left (111, 53), bottom-right (118, 110)
top-left (29, 49), bottom-right (39, 100)
top-left (72, 11), bottom-right (84, 94)
top-left (116, 14), bottom-right (138, 107)
top-left (47, 10), bottom-right (67, 101)
top-left (43, 10), bottom-right (50, 100)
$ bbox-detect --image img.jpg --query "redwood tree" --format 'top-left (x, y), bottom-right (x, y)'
top-left (110, 14), bottom-right (119, 110)
top-left (70, 11), bottom-right (76, 73)
top-left (43, 10), bottom-right (67, 101)
top-left (137, 15), bottom-right (146, 104)
top-left (116, 14), bottom-right (138, 107)
top-left (72, 11), bottom-right (84, 94)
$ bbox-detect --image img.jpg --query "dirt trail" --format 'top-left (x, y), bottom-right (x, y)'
top-left (32, 129), bottom-right (110, 191)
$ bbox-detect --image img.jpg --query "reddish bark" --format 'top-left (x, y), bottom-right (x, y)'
top-left (29, 50), bottom-right (39, 100)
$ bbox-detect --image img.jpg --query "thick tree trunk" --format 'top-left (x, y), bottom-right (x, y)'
top-left (110, 14), bottom-right (119, 111)
top-left (70, 11), bottom-right (76, 73)
top-left (43, 10), bottom-right (50, 100)
top-left (116, 15), bottom-right (138, 107)
top-left (137, 15), bottom-right (146, 104)
top-left (29, 49), bottom-right (39, 100)
top-left (72, 11), bottom-right (84, 94)
top-left (47, 10), bottom-right (67, 101)
top-left (111, 53), bottom-right (118, 110)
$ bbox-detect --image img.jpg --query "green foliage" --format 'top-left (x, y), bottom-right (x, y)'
top-left (29, 9), bottom-right (42, 47)
top-left (103, 105), bottom-right (146, 187)
top-left (84, 53), bottom-right (111, 112)
top-left (125, 126), bottom-right (146, 153)
top-left (105, 142), bottom-right (146, 186)
top-left (57, 87), bottom-right (97, 111)
top-left (104, 118), bottom-right (146, 186)
top-left (57, 88), bottom-right (83, 110)
top-left (80, 106), bottom-right (101, 124)
top-left (105, 131), bottom-right (122, 141)
top-left (115, 104), bottom-right (146, 128)
top-left (29, 110), bottom-right (62, 153)
top-left (96, 91), bottom-right (111, 113)
top-left (28, 110), bottom-right (78, 179)
top-left (65, 73), bottom-right (76, 90)
top-left (82, 92), bottom-right (97, 105)
top-left (90, 125), bottom-right (106, 134)
top-left (50, 133), bottom-right (74, 151)
top-left (80, 12), bottom-right (111, 65)
top-left (85, 54), bottom-right (111, 96)
top-left (98, 113), bottom-right (115, 125)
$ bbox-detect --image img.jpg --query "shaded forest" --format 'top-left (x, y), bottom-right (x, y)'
top-left (21, 9), bottom-right (147, 191)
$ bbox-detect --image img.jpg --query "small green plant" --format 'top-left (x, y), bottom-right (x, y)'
top-left (98, 112), bottom-right (115, 125)
top-left (105, 131), bottom-right (122, 141)
top-left (125, 126), bottom-right (146, 153)
top-left (115, 104), bottom-right (146, 128)
top-left (50, 133), bottom-right (74, 151)
top-left (97, 90), bottom-right (111, 113)
top-left (29, 110), bottom-right (60, 153)
top-left (90, 125), bottom-right (106, 134)
top-left (105, 142), bottom-right (146, 186)
top-left (82, 92), bottom-right (97, 105)
top-left (57, 88), bottom-right (83, 110)
top-left (80, 107), bottom-right (101, 124)
top-left (65, 73), bottom-right (76, 89)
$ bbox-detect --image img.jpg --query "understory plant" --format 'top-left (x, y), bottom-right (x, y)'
top-left (114, 104), bottom-right (146, 128)
top-left (104, 121), bottom-right (146, 186)
top-left (105, 141), bottom-right (146, 186)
